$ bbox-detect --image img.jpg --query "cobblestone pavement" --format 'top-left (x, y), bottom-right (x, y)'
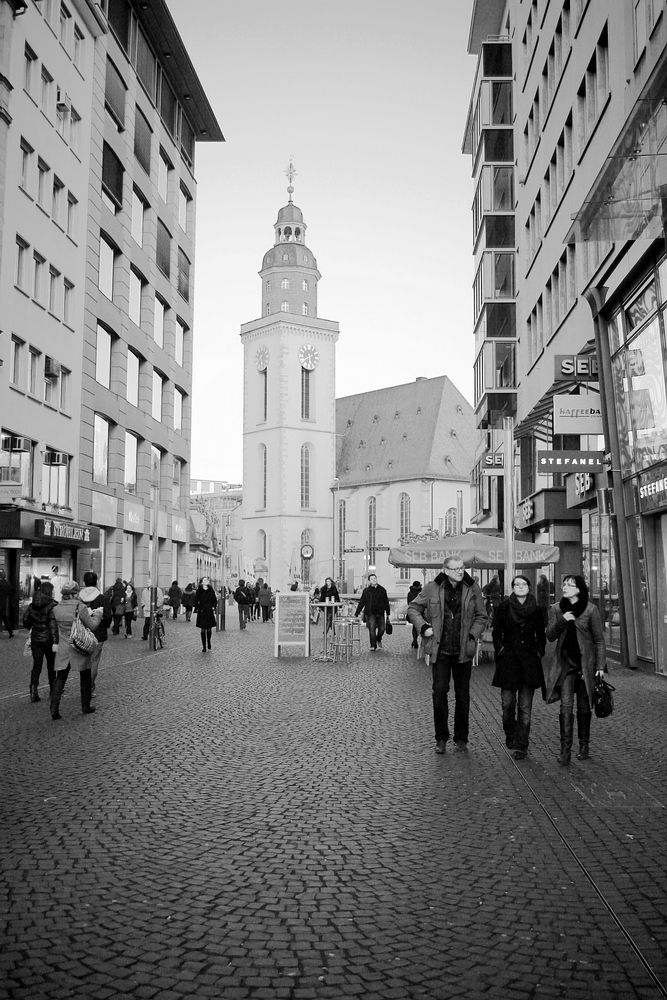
top-left (1, 616), bottom-right (667, 1000)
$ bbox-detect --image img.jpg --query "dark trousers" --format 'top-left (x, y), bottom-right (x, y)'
top-left (501, 686), bottom-right (535, 752)
top-left (112, 613), bottom-right (123, 634)
top-left (200, 628), bottom-right (212, 649)
top-left (124, 612), bottom-right (134, 635)
top-left (0, 608), bottom-right (14, 634)
top-left (30, 641), bottom-right (56, 688)
top-left (366, 614), bottom-right (385, 648)
top-left (238, 605), bottom-right (249, 629)
top-left (261, 605), bottom-right (270, 622)
top-left (50, 666), bottom-right (93, 716)
top-left (185, 607), bottom-right (192, 621)
top-left (432, 652), bottom-right (472, 744)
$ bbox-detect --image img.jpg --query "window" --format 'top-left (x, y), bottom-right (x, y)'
top-left (16, 236), bottom-right (29, 290)
top-left (178, 185), bottom-right (191, 231)
top-left (634, 0), bottom-right (647, 62)
top-left (98, 235), bottom-right (116, 300)
top-left (29, 348), bottom-right (40, 395)
top-left (0, 434), bottom-right (33, 494)
top-left (399, 492), bottom-right (411, 541)
top-left (134, 107), bottom-right (152, 174)
top-left (261, 369), bottom-right (267, 420)
top-left (59, 368), bottom-right (70, 412)
top-left (156, 219), bottom-right (171, 277)
top-left (105, 57), bottom-right (126, 129)
top-left (302, 279), bottom-right (308, 291)
top-left (444, 507), bottom-right (459, 536)
top-left (66, 191), bottom-right (77, 239)
top-left (300, 444), bottom-right (310, 508)
top-left (73, 25), bottom-right (84, 70)
top-left (42, 453), bottom-right (69, 507)
top-left (136, 24), bottom-right (156, 99)
top-left (102, 141), bottom-right (124, 211)
top-left (129, 269), bottom-right (144, 326)
top-left (281, 278), bottom-right (290, 290)
top-left (96, 323), bottom-right (112, 388)
top-left (174, 388), bottom-right (183, 431)
top-left (154, 295), bottom-right (166, 347)
top-left (24, 45), bottom-right (37, 96)
top-left (175, 318), bottom-right (185, 366)
top-left (52, 175), bottom-right (64, 225)
top-left (265, 303), bottom-right (271, 316)
top-left (152, 369), bottom-right (163, 421)
top-left (10, 337), bottom-right (23, 387)
top-left (93, 414), bottom-right (110, 484)
top-left (126, 349), bottom-right (139, 407)
top-left (172, 458), bottom-right (182, 508)
top-left (63, 279), bottom-right (73, 326)
top-left (577, 27), bottom-right (609, 152)
top-left (177, 248), bottom-right (190, 301)
top-left (41, 66), bottom-right (53, 114)
top-left (20, 138), bottom-right (33, 193)
top-left (43, 367), bottom-right (56, 405)
top-left (301, 367), bottom-right (311, 419)
top-left (48, 266), bottom-right (61, 315)
top-left (150, 445), bottom-right (161, 487)
top-left (260, 444), bottom-right (267, 508)
top-left (367, 496), bottom-right (377, 563)
top-left (181, 113), bottom-right (195, 167)
top-left (37, 159), bottom-right (49, 209)
top-left (33, 252), bottom-right (46, 304)
top-left (158, 150), bottom-right (170, 202)
top-left (302, 303), bottom-right (308, 316)
top-left (159, 73), bottom-right (177, 137)
top-left (124, 432), bottom-right (137, 493)
top-left (281, 301), bottom-right (289, 312)
top-left (69, 108), bottom-right (81, 155)
top-left (59, 2), bottom-right (72, 49)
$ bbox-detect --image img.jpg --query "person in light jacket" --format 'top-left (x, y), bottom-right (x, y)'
top-left (491, 576), bottom-right (545, 760)
top-left (545, 575), bottom-right (607, 765)
top-left (50, 575), bottom-right (111, 720)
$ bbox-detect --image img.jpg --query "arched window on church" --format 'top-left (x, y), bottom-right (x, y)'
top-left (302, 279), bottom-right (308, 291)
top-left (301, 444), bottom-right (310, 509)
top-left (399, 492), bottom-right (411, 542)
top-left (302, 303), bottom-right (308, 316)
top-left (444, 507), bottom-right (458, 536)
top-left (257, 529), bottom-right (266, 559)
top-left (301, 367), bottom-right (311, 419)
top-left (301, 528), bottom-right (312, 586)
top-left (281, 301), bottom-right (289, 312)
top-left (265, 303), bottom-right (270, 316)
top-left (367, 496), bottom-right (376, 565)
top-left (281, 278), bottom-right (289, 289)
top-left (259, 444), bottom-right (267, 509)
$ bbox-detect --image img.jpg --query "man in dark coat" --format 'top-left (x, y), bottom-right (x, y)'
top-left (0, 569), bottom-right (15, 637)
top-left (355, 574), bottom-right (391, 650)
top-left (407, 557), bottom-right (487, 754)
top-left (109, 577), bottom-right (126, 634)
top-left (407, 580), bottom-right (422, 648)
top-left (234, 580), bottom-right (252, 630)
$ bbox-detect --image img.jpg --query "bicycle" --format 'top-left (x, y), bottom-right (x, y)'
top-left (154, 610), bottom-right (166, 648)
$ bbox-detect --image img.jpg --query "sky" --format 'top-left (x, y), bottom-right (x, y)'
top-left (166, 0), bottom-right (478, 483)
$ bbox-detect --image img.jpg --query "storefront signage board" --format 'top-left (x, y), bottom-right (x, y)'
top-left (274, 592), bottom-right (309, 657)
top-left (538, 451), bottom-right (605, 471)
top-left (92, 491), bottom-right (118, 527)
top-left (638, 462), bottom-right (667, 513)
top-left (35, 519), bottom-right (99, 545)
top-left (172, 515), bottom-right (188, 542)
top-left (554, 355), bottom-right (600, 380)
top-left (123, 501), bottom-right (145, 533)
top-left (0, 483), bottom-right (23, 503)
top-left (553, 395), bottom-right (604, 434)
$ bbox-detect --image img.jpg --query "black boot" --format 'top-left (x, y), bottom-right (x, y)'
top-left (201, 631), bottom-right (207, 652)
top-left (51, 669), bottom-right (68, 720)
top-left (207, 629), bottom-right (212, 650)
top-left (80, 669), bottom-right (96, 714)
top-left (557, 711), bottom-right (573, 765)
top-left (30, 684), bottom-right (40, 702)
top-left (577, 711), bottom-right (592, 760)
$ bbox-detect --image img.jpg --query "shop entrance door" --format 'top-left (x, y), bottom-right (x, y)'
top-left (656, 515), bottom-right (667, 676)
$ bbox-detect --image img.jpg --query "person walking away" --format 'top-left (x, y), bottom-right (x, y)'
top-left (407, 580), bottom-right (422, 648)
top-left (0, 568), bottom-right (15, 637)
top-left (120, 582), bottom-right (138, 637)
top-left (77, 572), bottom-right (113, 698)
top-left (195, 576), bottom-right (217, 651)
top-left (234, 579), bottom-right (252, 630)
top-left (537, 574), bottom-right (551, 627)
top-left (320, 577), bottom-right (340, 632)
top-left (408, 557), bottom-right (487, 754)
top-left (50, 582), bottom-right (108, 720)
top-left (259, 583), bottom-right (273, 622)
top-left (182, 582), bottom-right (196, 622)
top-left (253, 579), bottom-right (262, 620)
top-left (141, 581), bottom-right (164, 639)
top-left (110, 577), bottom-right (126, 634)
top-left (491, 576), bottom-right (546, 759)
top-left (482, 574), bottom-right (502, 624)
top-left (168, 580), bottom-right (182, 619)
top-left (22, 580), bottom-right (59, 701)
top-left (545, 575), bottom-right (607, 765)
top-left (355, 574), bottom-right (391, 650)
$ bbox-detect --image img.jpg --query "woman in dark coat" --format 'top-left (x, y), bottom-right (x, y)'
top-left (545, 575), bottom-right (607, 765)
top-left (181, 582), bottom-right (196, 622)
top-left (319, 577), bottom-right (340, 632)
top-left (22, 580), bottom-right (59, 701)
top-left (194, 576), bottom-right (217, 652)
top-left (492, 576), bottom-right (546, 760)
top-left (168, 581), bottom-right (183, 619)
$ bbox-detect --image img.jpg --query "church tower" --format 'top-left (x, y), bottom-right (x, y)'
top-left (240, 166), bottom-right (339, 590)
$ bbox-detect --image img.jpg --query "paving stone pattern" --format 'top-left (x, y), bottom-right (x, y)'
top-left (1, 618), bottom-right (667, 999)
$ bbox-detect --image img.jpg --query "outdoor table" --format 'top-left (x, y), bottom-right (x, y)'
top-left (311, 601), bottom-right (344, 662)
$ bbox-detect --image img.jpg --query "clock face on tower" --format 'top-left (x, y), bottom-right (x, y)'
top-left (255, 346), bottom-right (270, 371)
top-left (299, 344), bottom-right (319, 370)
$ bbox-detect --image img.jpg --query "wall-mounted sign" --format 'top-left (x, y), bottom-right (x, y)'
top-left (34, 519), bottom-right (99, 547)
top-left (638, 462), bottom-right (667, 513)
top-left (92, 490), bottom-right (117, 528)
top-left (123, 501), bottom-right (144, 533)
top-left (553, 395), bottom-right (604, 434)
top-left (554, 354), bottom-right (600, 380)
top-left (482, 452), bottom-right (504, 468)
top-left (537, 451), bottom-right (605, 471)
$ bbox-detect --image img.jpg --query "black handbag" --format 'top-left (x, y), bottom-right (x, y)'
top-left (384, 619), bottom-right (393, 635)
top-left (593, 676), bottom-right (615, 718)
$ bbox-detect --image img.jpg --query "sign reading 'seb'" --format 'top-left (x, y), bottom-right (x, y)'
top-left (555, 355), bottom-right (599, 380)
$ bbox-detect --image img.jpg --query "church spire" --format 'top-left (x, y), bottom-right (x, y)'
top-left (285, 156), bottom-right (297, 204)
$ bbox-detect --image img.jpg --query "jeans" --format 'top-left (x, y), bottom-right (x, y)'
top-left (559, 670), bottom-right (589, 715)
top-left (30, 641), bottom-right (56, 689)
top-left (501, 686), bottom-right (535, 752)
top-left (432, 652), bottom-right (472, 744)
top-left (238, 605), bottom-right (250, 629)
top-left (366, 614), bottom-right (385, 648)
top-left (123, 612), bottom-right (134, 635)
top-left (261, 605), bottom-right (271, 622)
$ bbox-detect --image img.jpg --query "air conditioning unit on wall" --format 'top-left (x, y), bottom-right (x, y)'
top-left (44, 357), bottom-right (62, 378)
top-left (1, 436), bottom-right (31, 452)
top-left (56, 89), bottom-right (71, 113)
top-left (44, 452), bottom-right (68, 466)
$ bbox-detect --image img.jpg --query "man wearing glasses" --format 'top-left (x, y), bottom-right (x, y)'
top-left (408, 556), bottom-right (487, 754)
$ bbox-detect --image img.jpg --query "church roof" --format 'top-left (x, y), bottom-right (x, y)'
top-left (335, 376), bottom-right (477, 487)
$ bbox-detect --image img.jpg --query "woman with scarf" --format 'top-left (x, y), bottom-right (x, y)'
top-left (545, 574), bottom-right (607, 765)
top-left (194, 576), bottom-right (217, 652)
top-left (492, 576), bottom-right (546, 760)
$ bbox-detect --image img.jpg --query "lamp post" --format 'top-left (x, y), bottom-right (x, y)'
top-left (332, 477), bottom-right (340, 584)
top-left (503, 416), bottom-right (515, 592)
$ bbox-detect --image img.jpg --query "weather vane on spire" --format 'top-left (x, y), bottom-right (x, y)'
top-left (285, 156), bottom-right (297, 202)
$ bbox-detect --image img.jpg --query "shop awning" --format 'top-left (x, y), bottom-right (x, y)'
top-left (388, 532), bottom-right (560, 570)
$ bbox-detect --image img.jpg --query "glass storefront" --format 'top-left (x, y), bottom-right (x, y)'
top-left (581, 510), bottom-right (621, 653)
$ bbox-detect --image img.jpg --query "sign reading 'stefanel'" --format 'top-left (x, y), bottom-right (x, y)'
top-left (554, 354), bottom-right (599, 380)
top-left (638, 462), bottom-right (667, 513)
top-left (537, 451), bottom-right (605, 471)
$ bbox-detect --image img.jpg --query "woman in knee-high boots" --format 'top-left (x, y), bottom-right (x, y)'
top-left (23, 581), bottom-right (59, 702)
top-left (545, 575), bottom-right (607, 765)
top-left (50, 600), bottom-right (103, 720)
top-left (194, 576), bottom-right (217, 652)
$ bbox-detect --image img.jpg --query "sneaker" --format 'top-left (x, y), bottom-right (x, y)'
top-left (435, 740), bottom-right (447, 754)
top-left (370, 646), bottom-right (376, 651)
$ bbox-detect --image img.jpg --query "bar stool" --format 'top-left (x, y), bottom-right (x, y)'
top-left (349, 617), bottom-right (362, 655)
top-left (330, 619), bottom-right (353, 663)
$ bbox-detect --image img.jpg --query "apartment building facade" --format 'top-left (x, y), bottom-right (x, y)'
top-left (465, 0), bottom-right (667, 674)
top-left (0, 0), bottom-right (222, 608)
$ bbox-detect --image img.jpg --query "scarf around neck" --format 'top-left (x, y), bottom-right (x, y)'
top-left (508, 592), bottom-right (537, 622)
top-left (559, 594), bottom-right (587, 666)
